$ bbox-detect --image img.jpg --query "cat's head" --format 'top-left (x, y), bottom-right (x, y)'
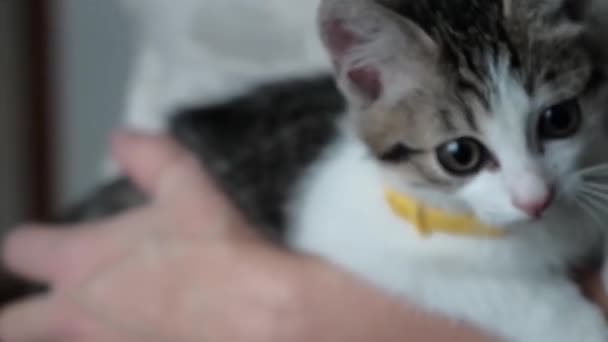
top-left (319, 0), bottom-right (608, 229)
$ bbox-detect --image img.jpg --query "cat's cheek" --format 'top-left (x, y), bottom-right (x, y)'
top-left (456, 172), bottom-right (526, 227)
top-left (543, 139), bottom-right (584, 181)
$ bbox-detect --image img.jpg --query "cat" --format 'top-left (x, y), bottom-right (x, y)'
top-left (4, 0), bottom-right (608, 340)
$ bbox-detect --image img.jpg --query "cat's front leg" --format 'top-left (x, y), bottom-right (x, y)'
top-left (401, 273), bottom-right (608, 342)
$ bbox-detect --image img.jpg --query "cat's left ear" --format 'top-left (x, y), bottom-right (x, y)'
top-left (318, 0), bottom-right (439, 108)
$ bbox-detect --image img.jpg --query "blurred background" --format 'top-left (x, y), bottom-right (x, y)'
top-left (1, 0), bottom-right (327, 230)
top-left (1, 0), bottom-right (133, 229)
top-left (0, 0), bottom-right (135, 227)
top-left (4, 0), bottom-right (608, 233)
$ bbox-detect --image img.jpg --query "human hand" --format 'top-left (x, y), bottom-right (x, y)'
top-left (0, 132), bottom-right (495, 341)
top-left (578, 271), bottom-right (608, 313)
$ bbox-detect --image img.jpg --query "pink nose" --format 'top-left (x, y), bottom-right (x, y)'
top-left (512, 189), bottom-right (554, 219)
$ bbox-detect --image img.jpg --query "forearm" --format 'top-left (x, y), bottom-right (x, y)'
top-left (292, 260), bottom-right (495, 342)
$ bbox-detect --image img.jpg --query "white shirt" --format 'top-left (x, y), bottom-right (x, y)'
top-left (119, 0), bottom-right (330, 132)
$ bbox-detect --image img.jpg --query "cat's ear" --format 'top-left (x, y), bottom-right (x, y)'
top-left (318, 0), bottom-right (438, 108)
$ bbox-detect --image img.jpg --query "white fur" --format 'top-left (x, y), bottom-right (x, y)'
top-left (456, 57), bottom-right (587, 228)
top-left (288, 126), bottom-right (606, 341)
top-left (286, 54), bottom-right (608, 340)
top-left (456, 57), bottom-right (550, 226)
top-left (293, 5), bottom-right (608, 338)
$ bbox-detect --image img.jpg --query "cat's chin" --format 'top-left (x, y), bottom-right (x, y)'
top-left (502, 221), bottom-right (544, 233)
top-left (475, 213), bottom-right (536, 232)
top-left (484, 211), bottom-right (563, 234)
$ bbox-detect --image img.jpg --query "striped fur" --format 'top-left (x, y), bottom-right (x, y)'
top-left (320, 0), bottom-right (599, 190)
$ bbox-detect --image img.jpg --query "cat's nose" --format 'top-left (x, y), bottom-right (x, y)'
top-left (511, 188), bottom-right (555, 219)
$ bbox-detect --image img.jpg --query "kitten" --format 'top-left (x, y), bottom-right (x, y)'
top-left (293, 0), bottom-right (608, 340)
top-left (4, 0), bottom-right (608, 340)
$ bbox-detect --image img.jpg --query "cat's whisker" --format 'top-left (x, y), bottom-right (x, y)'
top-left (582, 175), bottom-right (608, 185)
top-left (578, 188), bottom-right (608, 218)
top-left (578, 205), bottom-right (603, 228)
top-left (583, 177), bottom-right (608, 184)
top-left (574, 195), bottom-right (595, 223)
top-left (579, 188), bottom-right (608, 210)
top-left (577, 169), bottom-right (608, 185)
top-left (581, 182), bottom-right (608, 196)
top-left (574, 193), bottom-right (605, 228)
top-left (581, 183), bottom-right (608, 199)
top-left (577, 163), bottom-right (608, 176)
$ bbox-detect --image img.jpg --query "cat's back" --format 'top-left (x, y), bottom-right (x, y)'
top-left (171, 74), bottom-right (346, 240)
top-left (63, 74), bottom-right (345, 243)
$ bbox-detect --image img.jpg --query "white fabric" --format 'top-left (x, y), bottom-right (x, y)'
top-left (119, 0), bottom-right (330, 132)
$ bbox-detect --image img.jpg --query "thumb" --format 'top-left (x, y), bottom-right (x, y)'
top-left (110, 131), bottom-right (247, 236)
top-left (110, 131), bottom-right (193, 197)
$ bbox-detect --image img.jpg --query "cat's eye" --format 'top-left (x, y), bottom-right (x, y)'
top-left (436, 138), bottom-right (487, 176)
top-left (538, 99), bottom-right (582, 140)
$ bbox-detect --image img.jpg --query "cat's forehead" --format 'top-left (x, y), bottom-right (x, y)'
top-left (347, 0), bottom-right (595, 157)
top-left (386, 0), bottom-right (589, 84)
top-left (386, 0), bottom-right (565, 44)
top-left (388, 0), bottom-right (507, 42)
top-left (386, 0), bottom-right (592, 113)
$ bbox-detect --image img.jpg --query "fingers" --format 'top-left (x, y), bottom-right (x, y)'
top-left (3, 210), bottom-right (154, 284)
top-left (0, 295), bottom-right (84, 341)
top-left (111, 130), bottom-right (224, 206)
top-left (3, 227), bottom-right (71, 283)
top-left (111, 130), bottom-right (247, 236)
top-left (111, 131), bottom-right (190, 197)
top-left (0, 295), bottom-right (138, 342)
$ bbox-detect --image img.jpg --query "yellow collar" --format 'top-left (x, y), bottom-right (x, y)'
top-left (385, 189), bottom-right (505, 238)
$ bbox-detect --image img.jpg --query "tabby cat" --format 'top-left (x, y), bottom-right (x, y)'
top-left (5, 0), bottom-right (608, 340)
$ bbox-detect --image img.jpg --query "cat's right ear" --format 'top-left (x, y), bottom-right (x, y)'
top-left (318, 0), bottom-right (438, 108)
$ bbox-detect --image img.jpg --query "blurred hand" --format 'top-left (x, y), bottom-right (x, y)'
top-left (578, 271), bottom-right (608, 314)
top-left (0, 132), bottom-right (515, 341)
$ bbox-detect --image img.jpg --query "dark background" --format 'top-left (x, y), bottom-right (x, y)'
top-left (1, 0), bottom-right (133, 230)
top-left (1, 0), bottom-right (52, 228)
